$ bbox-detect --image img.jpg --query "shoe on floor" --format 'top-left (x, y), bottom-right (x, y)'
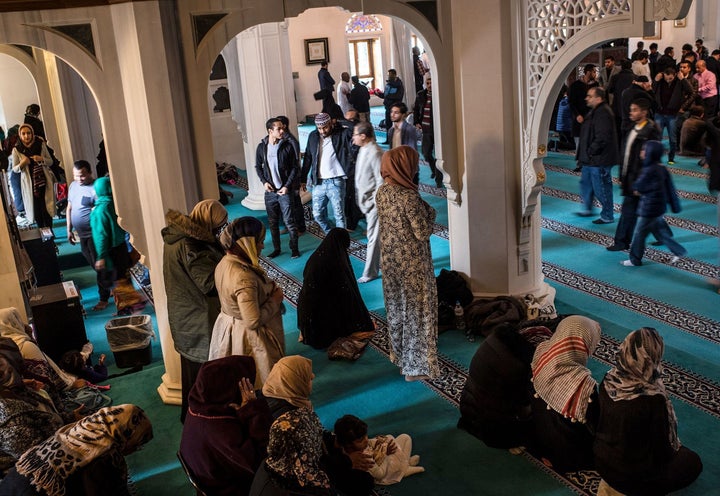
top-left (279, 228), bottom-right (289, 235)
top-left (606, 244), bottom-right (626, 251)
top-left (592, 218), bottom-right (614, 224)
top-left (572, 166), bottom-right (582, 172)
top-left (575, 211), bottom-right (593, 217)
top-left (357, 276), bottom-right (377, 283)
top-left (668, 160), bottom-right (675, 165)
top-left (92, 301), bottom-right (109, 311)
top-left (291, 251), bottom-right (301, 259)
top-left (621, 260), bottom-right (639, 267)
top-left (670, 255), bottom-right (681, 264)
top-left (651, 240), bottom-right (664, 246)
top-left (267, 250), bottom-right (281, 258)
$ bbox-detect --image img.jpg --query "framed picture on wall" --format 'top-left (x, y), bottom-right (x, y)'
top-left (305, 38), bottom-right (329, 65)
top-left (643, 21), bottom-right (661, 40)
top-left (674, 18), bottom-right (687, 28)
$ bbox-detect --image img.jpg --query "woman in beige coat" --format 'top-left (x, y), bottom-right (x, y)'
top-left (209, 217), bottom-right (285, 387)
top-left (11, 124), bottom-right (56, 228)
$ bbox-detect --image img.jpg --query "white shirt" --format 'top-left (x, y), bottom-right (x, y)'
top-left (267, 141), bottom-right (282, 189)
top-left (318, 136), bottom-right (345, 180)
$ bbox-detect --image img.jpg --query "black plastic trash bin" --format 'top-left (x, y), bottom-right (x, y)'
top-left (105, 315), bottom-right (155, 368)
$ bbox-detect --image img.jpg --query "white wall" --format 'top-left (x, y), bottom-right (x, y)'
top-left (0, 54), bottom-right (38, 132)
top-left (287, 7), bottom-right (391, 121)
top-left (629, 1), bottom-right (707, 59)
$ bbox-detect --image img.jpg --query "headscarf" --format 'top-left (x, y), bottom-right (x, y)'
top-left (219, 217), bottom-right (266, 269)
top-left (642, 139), bottom-right (664, 168)
top-left (188, 355), bottom-right (256, 418)
top-left (0, 337), bottom-right (24, 392)
top-left (0, 307), bottom-right (31, 347)
top-left (189, 199), bottom-right (228, 238)
top-left (297, 228), bottom-right (373, 348)
top-left (603, 327), bottom-right (679, 450)
top-left (15, 124), bottom-right (47, 197)
top-left (531, 315), bottom-right (601, 423)
top-left (262, 356), bottom-right (313, 410)
top-left (381, 145), bottom-right (419, 191)
top-left (265, 408), bottom-right (330, 491)
top-left (16, 404), bottom-right (153, 496)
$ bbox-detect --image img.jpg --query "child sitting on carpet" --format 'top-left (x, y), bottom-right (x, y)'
top-left (58, 341), bottom-right (108, 384)
top-left (333, 414), bottom-right (424, 486)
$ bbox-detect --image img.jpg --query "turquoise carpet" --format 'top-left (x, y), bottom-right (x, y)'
top-left (52, 129), bottom-right (719, 495)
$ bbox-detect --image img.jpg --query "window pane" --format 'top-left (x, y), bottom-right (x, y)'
top-left (357, 42), bottom-right (370, 75)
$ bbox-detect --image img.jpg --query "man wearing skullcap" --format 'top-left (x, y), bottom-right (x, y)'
top-left (301, 112), bottom-right (354, 233)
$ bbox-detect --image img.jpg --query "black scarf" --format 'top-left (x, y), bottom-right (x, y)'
top-left (15, 137), bottom-right (46, 197)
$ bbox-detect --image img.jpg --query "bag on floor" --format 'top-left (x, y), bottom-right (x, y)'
top-left (112, 278), bottom-right (145, 313)
top-left (327, 331), bottom-right (375, 361)
top-left (523, 285), bottom-right (558, 321)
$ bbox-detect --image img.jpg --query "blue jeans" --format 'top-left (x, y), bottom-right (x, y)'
top-left (311, 177), bottom-right (346, 233)
top-left (8, 170), bottom-right (24, 213)
top-left (579, 165), bottom-right (614, 221)
top-left (629, 215), bottom-right (687, 265)
top-left (655, 114), bottom-right (677, 160)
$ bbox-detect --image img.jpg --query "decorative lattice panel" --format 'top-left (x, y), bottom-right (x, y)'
top-left (345, 13), bottom-right (383, 33)
top-left (526, 0), bottom-right (630, 112)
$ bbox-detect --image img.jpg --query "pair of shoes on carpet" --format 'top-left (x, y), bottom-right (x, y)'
top-left (291, 251), bottom-right (301, 259)
top-left (572, 166), bottom-right (582, 172)
top-left (606, 244), bottom-right (626, 251)
top-left (267, 250), bottom-right (281, 258)
top-left (575, 211), bottom-right (593, 217)
top-left (357, 275), bottom-right (377, 283)
top-left (592, 218), bottom-right (614, 224)
top-left (92, 301), bottom-right (109, 311)
top-left (621, 260), bottom-right (640, 267)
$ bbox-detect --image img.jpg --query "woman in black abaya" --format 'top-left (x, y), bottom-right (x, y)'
top-left (297, 228), bottom-right (374, 349)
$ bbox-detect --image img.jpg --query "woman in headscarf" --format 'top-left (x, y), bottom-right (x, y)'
top-left (0, 337), bottom-right (64, 475)
top-left (180, 355), bottom-right (273, 496)
top-left (209, 217), bottom-right (285, 386)
top-left (0, 404), bottom-right (153, 496)
top-left (162, 199), bottom-right (228, 422)
top-left (297, 228), bottom-right (374, 349)
top-left (249, 408), bottom-right (335, 496)
top-left (90, 177), bottom-right (144, 313)
top-left (529, 315), bottom-right (601, 472)
top-left (375, 145), bottom-right (439, 381)
top-left (594, 327), bottom-right (702, 495)
top-left (11, 123), bottom-right (56, 228)
top-left (262, 355), bottom-right (314, 420)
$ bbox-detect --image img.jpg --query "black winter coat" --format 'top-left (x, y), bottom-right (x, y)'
top-left (301, 127), bottom-right (353, 186)
top-left (577, 103), bottom-right (620, 166)
top-left (619, 120), bottom-right (661, 196)
top-left (633, 162), bottom-right (681, 218)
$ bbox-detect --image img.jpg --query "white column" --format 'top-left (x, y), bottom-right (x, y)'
top-left (236, 22), bottom-right (297, 210)
top-left (390, 19), bottom-right (415, 106)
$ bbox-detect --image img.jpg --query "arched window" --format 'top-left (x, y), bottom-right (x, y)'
top-left (345, 14), bottom-right (383, 34)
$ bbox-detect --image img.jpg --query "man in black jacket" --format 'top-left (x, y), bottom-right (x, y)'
top-left (653, 67), bottom-right (694, 164)
top-left (576, 87), bottom-right (619, 224)
top-left (607, 99), bottom-right (660, 251)
top-left (413, 75), bottom-right (442, 187)
top-left (301, 112), bottom-right (353, 233)
top-left (348, 76), bottom-right (371, 123)
top-left (255, 118), bottom-right (300, 258)
top-left (607, 59), bottom-right (636, 144)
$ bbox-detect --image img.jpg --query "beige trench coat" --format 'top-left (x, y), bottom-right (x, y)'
top-left (209, 253), bottom-right (285, 387)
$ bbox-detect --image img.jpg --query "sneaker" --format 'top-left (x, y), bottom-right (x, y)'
top-left (291, 251), bottom-right (301, 259)
top-left (668, 160), bottom-right (675, 165)
top-left (15, 214), bottom-right (30, 227)
top-left (621, 260), bottom-right (639, 267)
top-left (267, 250), bottom-right (281, 259)
top-left (670, 255), bottom-right (681, 264)
top-left (572, 166), bottom-right (582, 172)
top-left (592, 218), bottom-right (614, 224)
top-left (606, 244), bottom-right (626, 251)
top-left (357, 276), bottom-right (377, 283)
top-left (651, 240), bottom-right (664, 246)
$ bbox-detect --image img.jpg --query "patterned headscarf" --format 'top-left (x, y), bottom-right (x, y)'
top-left (219, 217), bottom-right (266, 270)
top-left (189, 199), bottom-right (228, 237)
top-left (265, 408), bottom-right (330, 490)
top-left (381, 145), bottom-right (419, 191)
top-left (531, 315), bottom-right (601, 423)
top-left (0, 337), bottom-right (24, 391)
top-left (603, 327), bottom-right (679, 450)
top-left (16, 404), bottom-right (153, 496)
top-left (262, 356), bottom-right (313, 410)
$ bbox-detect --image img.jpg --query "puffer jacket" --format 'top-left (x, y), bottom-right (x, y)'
top-left (633, 163), bottom-right (681, 218)
top-left (162, 209), bottom-right (224, 362)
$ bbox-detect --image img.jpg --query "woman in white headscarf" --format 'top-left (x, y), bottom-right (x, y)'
top-left (208, 217), bottom-right (285, 387)
top-left (594, 327), bottom-right (702, 495)
top-left (529, 315), bottom-right (601, 472)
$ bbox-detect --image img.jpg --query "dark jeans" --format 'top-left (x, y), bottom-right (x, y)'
top-left (180, 355), bottom-right (203, 424)
top-left (291, 188), bottom-right (306, 232)
top-left (8, 170), bottom-right (24, 213)
top-left (80, 236), bottom-right (113, 302)
top-left (702, 95), bottom-right (718, 119)
top-left (421, 131), bottom-right (442, 186)
top-left (629, 215), bottom-right (687, 265)
top-left (579, 165), bottom-right (614, 221)
top-left (265, 190), bottom-right (298, 252)
top-left (613, 195), bottom-right (639, 248)
top-left (655, 113), bottom-right (678, 160)
top-left (32, 187), bottom-right (54, 228)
